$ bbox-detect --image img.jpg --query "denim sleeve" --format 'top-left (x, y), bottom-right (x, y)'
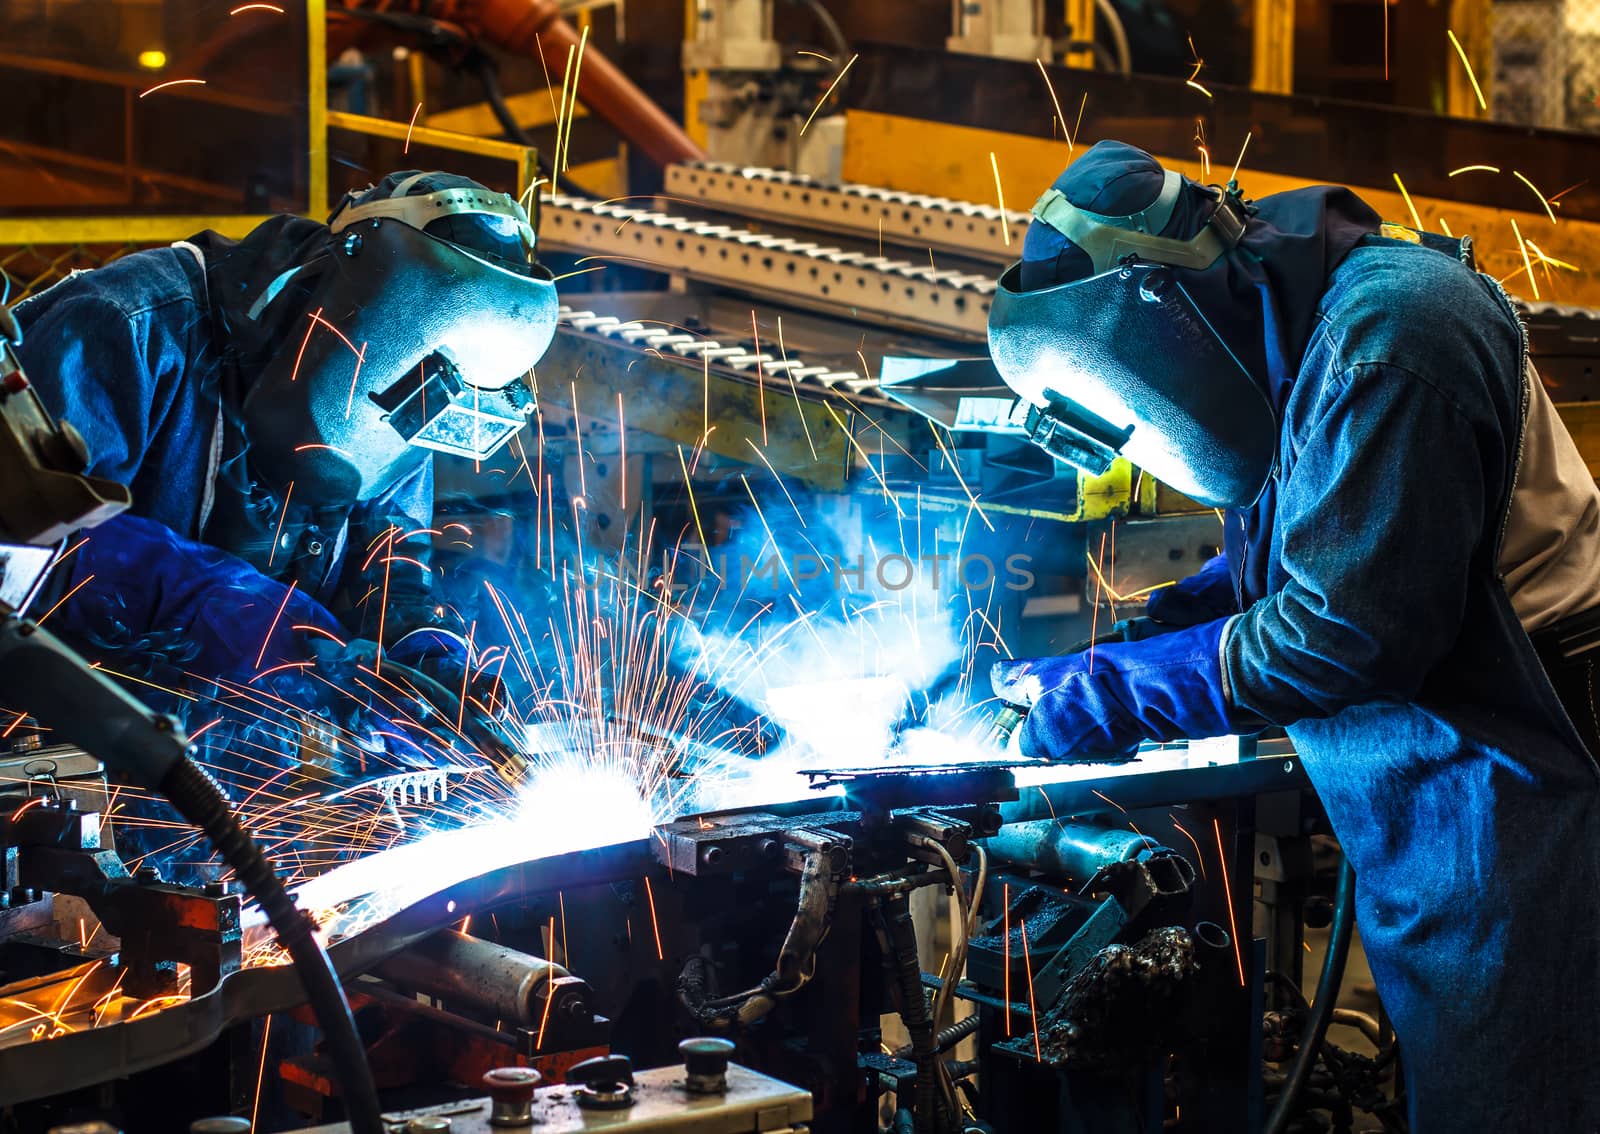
top-left (1225, 363), bottom-right (1489, 722)
top-left (13, 290), bottom-right (180, 486)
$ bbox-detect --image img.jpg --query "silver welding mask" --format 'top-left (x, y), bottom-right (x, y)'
top-left (988, 173), bottom-right (1276, 509)
top-left (242, 186), bottom-right (557, 507)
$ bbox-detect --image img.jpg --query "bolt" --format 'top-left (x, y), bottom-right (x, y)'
top-left (701, 844), bottom-right (725, 867)
top-left (343, 231), bottom-right (363, 257)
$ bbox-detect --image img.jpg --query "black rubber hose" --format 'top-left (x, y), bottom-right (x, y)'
top-left (160, 757), bottom-right (384, 1134)
top-left (883, 893), bottom-right (939, 1134)
top-left (1265, 854), bottom-right (1357, 1134)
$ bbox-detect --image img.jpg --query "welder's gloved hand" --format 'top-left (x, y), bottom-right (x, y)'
top-left (43, 513), bottom-right (344, 688)
top-left (385, 626), bottom-right (515, 718)
top-left (990, 618), bottom-right (1250, 761)
top-left (1145, 554), bottom-right (1238, 628)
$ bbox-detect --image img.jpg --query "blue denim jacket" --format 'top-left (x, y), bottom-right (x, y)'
top-left (1227, 235), bottom-right (1600, 1128)
top-left (12, 246), bottom-right (433, 623)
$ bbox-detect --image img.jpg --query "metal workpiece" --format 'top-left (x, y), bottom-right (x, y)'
top-left (373, 931), bottom-right (586, 1029)
top-left (980, 819), bottom-right (1157, 881)
top-left (541, 314), bottom-right (855, 492)
top-left (0, 837), bottom-right (658, 1104)
top-left (288, 1062), bottom-right (812, 1134)
top-left (665, 161), bottom-right (1029, 262)
top-left (539, 194), bottom-right (994, 341)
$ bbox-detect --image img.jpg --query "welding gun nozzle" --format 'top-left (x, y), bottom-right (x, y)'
top-left (987, 705), bottom-right (1026, 749)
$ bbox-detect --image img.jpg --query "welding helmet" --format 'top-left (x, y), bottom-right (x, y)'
top-left (988, 143), bottom-right (1276, 509)
top-left (240, 172), bottom-right (558, 508)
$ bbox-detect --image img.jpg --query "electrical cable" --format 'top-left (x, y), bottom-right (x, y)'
top-left (1093, 0), bottom-right (1133, 75)
top-left (160, 757), bottom-right (386, 1134)
top-left (1265, 854), bottom-right (1357, 1134)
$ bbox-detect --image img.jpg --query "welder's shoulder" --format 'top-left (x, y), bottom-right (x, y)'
top-left (14, 247), bottom-right (204, 331)
top-left (1307, 240), bottom-right (1518, 389)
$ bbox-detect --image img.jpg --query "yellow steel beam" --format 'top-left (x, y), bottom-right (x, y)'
top-left (425, 89), bottom-right (585, 137)
top-left (307, 0), bottom-right (328, 217)
top-left (1251, 0), bottom-right (1294, 94)
top-left (0, 216), bottom-right (275, 246)
top-left (325, 110), bottom-right (536, 164)
top-left (1063, 0), bottom-right (1096, 69)
top-left (841, 109), bottom-right (1600, 306)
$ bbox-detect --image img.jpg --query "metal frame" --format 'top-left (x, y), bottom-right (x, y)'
top-left (539, 194), bottom-right (995, 341)
top-left (0, 3), bottom-right (536, 251)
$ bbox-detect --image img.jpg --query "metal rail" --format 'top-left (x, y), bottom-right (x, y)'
top-left (539, 194), bottom-right (995, 342)
top-left (663, 161), bottom-right (1028, 263)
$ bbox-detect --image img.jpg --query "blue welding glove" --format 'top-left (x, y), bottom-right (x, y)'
top-left (43, 513), bottom-right (345, 689)
top-left (1145, 553), bottom-right (1238, 628)
top-left (991, 617), bottom-right (1250, 761)
top-left (386, 627), bottom-right (518, 719)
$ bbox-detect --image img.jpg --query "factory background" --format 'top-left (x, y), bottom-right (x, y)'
top-left (0, 2), bottom-right (1597, 1133)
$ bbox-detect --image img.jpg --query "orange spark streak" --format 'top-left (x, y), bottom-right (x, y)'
top-left (1169, 815), bottom-right (1208, 880)
top-left (404, 103), bottom-right (422, 154)
top-left (251, 1015), bottom-right (273, 1133)
top-left (1186, 80), bottom-right (1213, 98)
top-left (1003, 881), bottom-right (1011, 1035)
top-left (343, 342), bottom-right (369, 419)
top-left (34, 573), bottom-right (94, 626)
top-left (1090, 788), bottom-right (1126, 813)
top-left (801, 53), bottom-right (857, 136)
top-left (1512, 171), bottom-right (1558, 224)
top-left (1447, 30), bottom-right (1487, 110)
top-left (10, 797), bottom-right (45, 822)
top-left (1512, 217), bottom-right (1540, 300)
top-left (990, 153), bottom-right (1011, 247)
top-left (1020, 920), bottom-right (1041, 1060)
top-left (289, 307), bottom-right (323, 382)
top-left (376, 529), bottom-right (394, 672)
top-left (3, 712), bottom-right (27, 739)
top-left (643, 876), bottom-right (665, 960)
top-left (535, 916), bottom-right (557, 1048)
top-left (1212, 818), bottom-right (1246, 987)
top-left (1087, 533), bottom-right (1106, 673)
top-left (267, 481), bottom-right (294, 568)
top-left (1448, 164), bottom-right (1499, 177)
top-left (231, 2), bottom-right (285, 12)
top-left (1392, 172), bottom-right (1423, 230)
top-left (308, 310), bottom-right (361, 356)
top-left (254, 582), bottom-right (299, 670)
top-left (139, 78), bottom-right (205, 99)
top-left (1229, 132), bottom-right (1252, 185)
top-left (1035, 60), bottom-right (1071, 151)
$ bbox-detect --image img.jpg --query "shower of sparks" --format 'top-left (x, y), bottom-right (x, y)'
top-left (800, 53), bottom-right (858, 136)
top-left (1392, 172), bottom-right (1423, 230)
top-left (138, 78), bottom-right (205, 99)
top-left (1035, 60), bottom-right (1072, 151)
top-left (989, 154), bottom-right (1011, 247)
top-left (403, 103), bottom-right (422, 154)
top-left (1447, 30), bottom-right (1487, 111)
top-left (1212, 818), bottom-right (1246, 987)
top-left (1020, 919), bottom-right (1041, 1060)
top-left (1512, 171), bottom-right (1557, 224)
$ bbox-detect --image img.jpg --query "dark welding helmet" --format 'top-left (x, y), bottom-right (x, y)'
top-left (988, 158), bottom-right (1276, 509)
top-left (241, 172), bottom-right (558, 508)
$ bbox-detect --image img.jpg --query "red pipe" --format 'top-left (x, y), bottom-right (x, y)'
top-left (334, 0), bottom-right (704, 168)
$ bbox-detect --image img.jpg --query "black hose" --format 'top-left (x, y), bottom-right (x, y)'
top-left (883, 893), bottom-right (939, 1134)
top-left (895, 1011), bottom-right (980, 1058)
top-left (1265, 855), bottom-right (1357, 1134)
top-left (160, 758), bottom-right (385, 1134)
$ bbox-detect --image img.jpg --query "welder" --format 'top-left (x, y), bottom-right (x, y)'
top-left (11, 171), bottom-right (558, 692)
top-left (989, 140), bottom-right (1600, 1129)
